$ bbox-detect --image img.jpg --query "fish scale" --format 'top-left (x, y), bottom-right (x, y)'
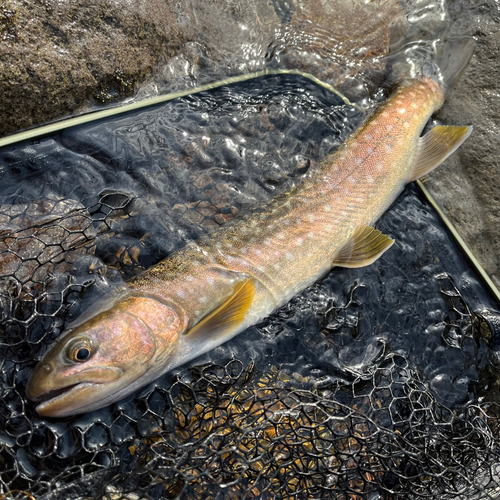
top-left (26, 39), bottom-right (476, 417)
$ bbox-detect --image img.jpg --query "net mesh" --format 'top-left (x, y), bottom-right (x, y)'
top-left (0, 75), bottom-right (499, 500)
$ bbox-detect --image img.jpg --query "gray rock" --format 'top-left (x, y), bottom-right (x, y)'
top-left (424, 0), bottom-right (500, 289)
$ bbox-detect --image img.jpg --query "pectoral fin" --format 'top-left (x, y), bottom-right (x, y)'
top-left (185, 278), bottom-right (255, 339)
top-left (409, 125), bottom-right (473, 182)
top-left (333, 225), bottom-right (394, 268)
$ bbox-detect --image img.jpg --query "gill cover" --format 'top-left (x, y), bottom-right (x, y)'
top-left (26, 295), bottom-right (182, 417)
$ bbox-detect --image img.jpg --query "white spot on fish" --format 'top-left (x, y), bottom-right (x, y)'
top-left (348, 176), bottom-right (356, 184)
top-left (387, 124), bottom-right (394, 132)
top-left (404, 122), bottom-right (410, 129)
top-left (356, 157), bottom-right (363, 165)
top-left (398, 108), bottom-right (406, 114)
top-left (199, 296), bottom-right (208, 304)
top-left (356, 197), bottom-right (365, 203)
top-left (264, 238), bottom-right (272, 246)
top-left (411, 102), bottom-right (418, 109)
top-left (365, 134), bottom-right (373, 141)
top-left (308, 214), bottom-right (316, 222)
top-left (367, 174), bottom-right (374, 183)
top-left (340, 210), bottom-right (347, 217)
top-left (384, 144), bottom-right (392, 153)
top-left (367, 147), bottom-right (374, 155)
top-left (277, 233), bottom-right (286, 240)
top-left (207, 277), bottom-right (215, 285)
top-left (274, 263), bottom-right (281, 271)
top-left (285, 252), bottom-right (294, 260)
top-left (376, 163), bottom-right (384, 171)
top-left (186, 275), bottom-right (194, 282)
top-left (177, 290), bottom-right (186, 299)
top-left (296, 237), bottom-right (304, 245)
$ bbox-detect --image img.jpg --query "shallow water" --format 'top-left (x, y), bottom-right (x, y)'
top-left (1, 0), bottom-right (500, 499)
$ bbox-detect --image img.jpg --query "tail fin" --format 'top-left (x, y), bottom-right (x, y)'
top-left (388, 37), bottom-right (475, 92)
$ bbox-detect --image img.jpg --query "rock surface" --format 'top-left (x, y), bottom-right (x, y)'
top-left (425, 0), bottom-right (500, 289)
top-left (0, 0), bottom-right (402, 138)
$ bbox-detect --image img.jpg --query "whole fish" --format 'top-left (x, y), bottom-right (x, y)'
top-left (27, 39), bottom-right (474, 417)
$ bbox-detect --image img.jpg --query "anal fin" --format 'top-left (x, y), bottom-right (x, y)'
top-left (334, 225), bottom-right (394, 268)
top-left (184, 278), bottom-right (255, 339)
top-left (410, 125), bottom-right (473, 182)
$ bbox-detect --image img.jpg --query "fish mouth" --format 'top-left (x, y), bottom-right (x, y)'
top-left (34, 382), bottom-right (98, 415)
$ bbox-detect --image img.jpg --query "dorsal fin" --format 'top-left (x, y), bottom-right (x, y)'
top-left (184, 278), bottom-right (255, 340)
top-left (334, 225), bottom-right (394, 268)
top-left (409, 125), bottom-right (473, 182)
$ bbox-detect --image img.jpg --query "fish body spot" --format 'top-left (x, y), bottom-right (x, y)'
top-left (398, 108), bottom-right (406, 114)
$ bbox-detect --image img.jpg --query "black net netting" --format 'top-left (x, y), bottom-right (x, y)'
top-left (1, 75), bottom-right (500, 500)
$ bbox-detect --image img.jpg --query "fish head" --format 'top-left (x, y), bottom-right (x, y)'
top-left (26, 295), bottom-right (184, 417)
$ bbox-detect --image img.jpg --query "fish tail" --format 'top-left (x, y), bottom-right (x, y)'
top-left (388, 36), bottom-right (475, 92)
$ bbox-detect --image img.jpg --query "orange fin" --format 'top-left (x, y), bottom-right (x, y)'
top-left (334, 225), bottom-right (394, 268)
top-left (185, 278), bottom-right (255, 339)
top-left (410, 125), bottom-right (473, 182)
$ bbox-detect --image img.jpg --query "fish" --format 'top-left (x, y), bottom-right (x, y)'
top-left (26, 38), bottom-right (475, 417)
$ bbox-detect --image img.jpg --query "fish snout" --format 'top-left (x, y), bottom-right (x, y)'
top-left (26, 361), bottom-right (58, 402)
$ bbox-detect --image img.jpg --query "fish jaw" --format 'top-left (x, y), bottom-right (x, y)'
top-left (26, 295), bottom-right (185, 417)
top-left (28, 366), bottom-right (123, 418)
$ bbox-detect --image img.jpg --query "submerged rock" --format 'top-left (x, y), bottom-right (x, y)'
top-left (424, 1), bottom-right (500, 290)
top-left (0, 196), bottom-right (96, 297)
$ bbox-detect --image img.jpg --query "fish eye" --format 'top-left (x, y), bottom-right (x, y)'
top-left (67, 341), bottom-right (92, 363)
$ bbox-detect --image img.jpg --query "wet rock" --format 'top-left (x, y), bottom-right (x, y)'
top-left (183, 210), bottom-right (204, 225)
top-left (201, 219), bottom-right (219, 228)
top-left (196, 201), bottom-right (217, 217)
top-left (425, 3), bottom-right (500, 289)
top-left (0, 0), bottom-right (403, 138)
top-left (171, 204), bottom-right (187, 216)
top-left (214, 213), bottom-right (233, 225)
top-left (0, 195), bottom-right (96, 296)
top-left (193, 173), bottom-right (214, 190)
